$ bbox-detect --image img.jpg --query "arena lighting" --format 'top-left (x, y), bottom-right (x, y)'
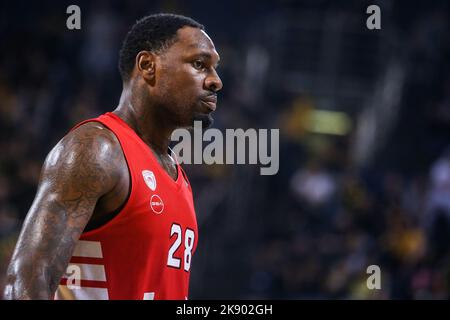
top-left (306, 110), bottom-right (352, 136)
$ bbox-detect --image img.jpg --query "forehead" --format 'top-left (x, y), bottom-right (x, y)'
top-left (169, 27), bottom-right (219, 57)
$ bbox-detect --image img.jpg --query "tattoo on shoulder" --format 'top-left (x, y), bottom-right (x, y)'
top-left (6, 123), bottom-right (125, 298)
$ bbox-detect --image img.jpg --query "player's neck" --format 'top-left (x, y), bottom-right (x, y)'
top-left (114, 89), bottom-right (173, 157)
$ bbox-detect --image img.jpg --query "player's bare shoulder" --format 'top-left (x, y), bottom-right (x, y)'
top-left (43, 121), bottom-right (126, 193)
top-left (3, 121), bottom-right (128, 299)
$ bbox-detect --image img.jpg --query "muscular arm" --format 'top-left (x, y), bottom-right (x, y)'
top-left (3, 123), bottom-right (124, 299)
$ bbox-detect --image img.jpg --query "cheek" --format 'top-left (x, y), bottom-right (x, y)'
top-left (178, 69), bottom-right (203, 92)
top-left (157, 65), bottom-right (204, 112)
top-left (173, 77), bottom-right (202, 106)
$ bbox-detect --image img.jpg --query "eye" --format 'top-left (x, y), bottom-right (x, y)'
top-left (192, 60), bottom-right (205, 70)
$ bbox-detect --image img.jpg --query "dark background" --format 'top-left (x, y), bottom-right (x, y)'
top-left (0, 0), bottom-right (449, 299)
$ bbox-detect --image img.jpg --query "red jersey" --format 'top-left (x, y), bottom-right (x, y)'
top-left (54, 112), bottom-right (198, 300)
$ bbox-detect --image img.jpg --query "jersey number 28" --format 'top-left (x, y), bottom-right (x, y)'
top-left (167, 223), bottom-right (195, 272)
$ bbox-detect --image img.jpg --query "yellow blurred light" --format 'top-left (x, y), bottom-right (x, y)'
top-left (307, 110), bottom-right (352, 135)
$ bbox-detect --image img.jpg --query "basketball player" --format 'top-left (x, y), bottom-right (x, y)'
top-left (3, 13), bottom-right (222, 300)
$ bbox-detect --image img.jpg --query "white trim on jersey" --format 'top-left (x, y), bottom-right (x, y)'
top-left (56, 285), bottom-right (109, 300)
top-left (72, 240), bottom-right (103, 258)
top-left (61, 263), bottom-right (106, 282)
top-left (54, 240), bottom-right (109, 300)
top-left (143, 292), bottom-right (155, 300)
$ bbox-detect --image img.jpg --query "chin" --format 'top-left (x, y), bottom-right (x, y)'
top-left (192, 113), bottom-right (214, 128)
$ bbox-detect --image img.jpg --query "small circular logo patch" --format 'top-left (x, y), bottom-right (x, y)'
top-left (150, 194), bottom-right (164, 214)
top-left (142, 170), bottom-right (156, 191)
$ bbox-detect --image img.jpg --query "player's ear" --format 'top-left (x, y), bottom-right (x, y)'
top-left (136, 51), bottom-right (156, 83)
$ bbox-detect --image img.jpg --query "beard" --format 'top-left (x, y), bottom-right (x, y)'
top-left (192, 112), bottom-right (214, 128)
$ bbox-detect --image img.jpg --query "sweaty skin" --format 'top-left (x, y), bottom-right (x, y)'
top-left (4, 26), bottom-right (222, 299)
top-left (4, 123), bottom-right (128, 299)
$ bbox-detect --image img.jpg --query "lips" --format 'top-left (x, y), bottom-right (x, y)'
top-left (200, 95), bottom-right (217, 111)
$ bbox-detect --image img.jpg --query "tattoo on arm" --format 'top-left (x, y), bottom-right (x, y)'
top-left (3, 123), bottom-right (124, 299)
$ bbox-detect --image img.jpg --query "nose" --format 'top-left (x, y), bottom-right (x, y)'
top-left (204, 69), bottom-right (223, 93)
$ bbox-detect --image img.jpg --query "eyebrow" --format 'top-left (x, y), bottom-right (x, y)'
top-left (188, 51), bottom-right (221, 64)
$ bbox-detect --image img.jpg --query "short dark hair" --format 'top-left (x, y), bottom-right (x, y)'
top-left (118, 13), bottom-right (204, 82)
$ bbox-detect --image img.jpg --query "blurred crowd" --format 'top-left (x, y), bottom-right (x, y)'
top-left (0, 0), bottom-right (449, 299)
top-left (246, 144), bottom-right (450, 299)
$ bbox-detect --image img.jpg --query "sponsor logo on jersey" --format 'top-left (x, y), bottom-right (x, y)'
top-left (142, 170), bottom-right (156, 191)
top-left (150, 194), bottom-right (164, 214)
